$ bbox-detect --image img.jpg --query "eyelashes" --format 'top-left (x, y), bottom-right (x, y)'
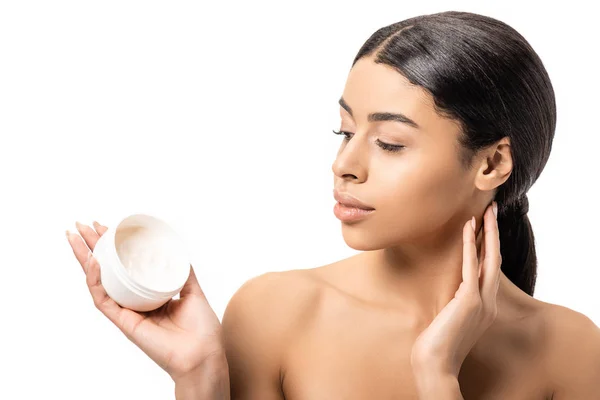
top-left (332, 130), bottom-right (405, 153)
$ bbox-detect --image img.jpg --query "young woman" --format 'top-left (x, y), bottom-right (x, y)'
top-left (66, 10), bottom-right (600, 399)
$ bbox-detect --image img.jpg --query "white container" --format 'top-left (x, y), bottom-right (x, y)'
top-left (93, 213), bottom-right (191, 312)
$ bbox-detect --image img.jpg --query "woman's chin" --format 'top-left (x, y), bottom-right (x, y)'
top-left (340, 228), bottom-right (383, 251)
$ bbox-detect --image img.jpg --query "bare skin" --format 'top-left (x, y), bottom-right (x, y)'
top-left (280, 257), bottom-right (548, 399)
top-left (226, 255), bottom-right (597, 400)
top-left (222, 56), bottom-right (600, 399)
top-left (68, 54), bottom-right (600, 399)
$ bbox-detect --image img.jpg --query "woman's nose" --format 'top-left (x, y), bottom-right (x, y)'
top-left (331, 136), bottom-right (368, 183)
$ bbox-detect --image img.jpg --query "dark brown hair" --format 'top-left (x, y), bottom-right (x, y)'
top-left (352, 11), bottom-right (556, 296)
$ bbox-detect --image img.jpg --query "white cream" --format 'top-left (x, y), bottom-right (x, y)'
top-left (94, 213), bottom-right (190, 312)
top-left (116, 225), bottom-right (178, 291)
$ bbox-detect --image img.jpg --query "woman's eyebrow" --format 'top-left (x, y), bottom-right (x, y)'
top-left (339, 97), bottom-right (420, 129)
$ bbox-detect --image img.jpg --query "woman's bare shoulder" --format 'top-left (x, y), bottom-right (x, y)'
top-left (536, 300), bottom-right (600, 398)
top-left (223, 262), bottom-right (340, 330)
top-left (220, 266), bottom-right (338, 398)
top-left (537, 300), bottom-right (600, 344)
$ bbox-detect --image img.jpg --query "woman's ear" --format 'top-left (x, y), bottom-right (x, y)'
top-left (475, 137), bottom-right (513, 192)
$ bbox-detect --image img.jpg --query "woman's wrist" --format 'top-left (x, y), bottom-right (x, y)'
top-left (415, 374), bottom-right (463, 400)
top-left (412, 366), bottom-right (463, 400)
top-left (173, 352), bottom-right (230, 400)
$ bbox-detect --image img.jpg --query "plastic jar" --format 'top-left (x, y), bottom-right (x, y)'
top-left (92, 213), bottom-right (191, 312)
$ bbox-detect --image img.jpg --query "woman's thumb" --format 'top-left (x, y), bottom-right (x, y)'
top-left (179, 265), bottom-right (206, 300)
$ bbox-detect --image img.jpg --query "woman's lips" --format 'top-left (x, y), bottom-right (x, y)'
top-left (333, 201), bottom-right (375, 222)
top-left (333, 189), bottom-right (375, 210)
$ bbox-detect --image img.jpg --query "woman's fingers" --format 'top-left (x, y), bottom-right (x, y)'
top-left (68, 220), bottom-right (171, 356)
top-left (66, 220), bottom-right (108, 273)
top-left (481, 202), bottom-right (501, 307)
top-left (86, 254), bottom-right (147, 340)
top-left (75, 221), bottom-right (101, 252)
top-left (86, 254), bottom-right (122, 320)
top-left (92, 221), bottom-right (108, 236)
top-left (66, 220), bottom-right (144, 337)
top-left (66, 230), bottom-right (94, 273)
top-left (462, 216), bottom-right (480, 294)
top-left (477, 221), bottom-right (486, 277)
top-left (179, 265), bottom-right (206, 299)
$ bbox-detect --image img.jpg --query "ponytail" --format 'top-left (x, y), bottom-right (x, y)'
top-left (497, 195), bottom-right (537, 296)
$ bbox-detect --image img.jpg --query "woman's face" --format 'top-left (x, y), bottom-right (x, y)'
top-left (332, 56), bottom-right (479, 250)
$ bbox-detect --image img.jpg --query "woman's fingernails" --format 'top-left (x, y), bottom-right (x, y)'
top-left (66, 230), bottom-right (71, 241)
top-left (471, 216), bottom-right (476, 231)
top-left (493, 201), bottom-right (498, 218)
top-left (75, 221), bottom-right (84, 231)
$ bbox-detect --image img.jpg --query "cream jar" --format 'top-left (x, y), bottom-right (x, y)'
top-left (92, 213), bottom-right (191, 312)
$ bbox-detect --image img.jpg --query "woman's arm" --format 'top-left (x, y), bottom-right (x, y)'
top-left (221, 271), bottom-right (301, 400)
top-left (412, 369), bottom-right (463, 400)
top-left (174, 352), bottom-right (231, 400)
top-left (173, 270), bottom-right (294, 400)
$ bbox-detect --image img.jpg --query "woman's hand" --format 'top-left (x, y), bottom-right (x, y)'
top-left (410, 201), bottom-right (501, 379)
top-left (66, 221), bottom-right (226, 383)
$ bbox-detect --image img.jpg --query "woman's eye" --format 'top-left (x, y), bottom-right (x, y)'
top-left (332, 129), bottom-right (352, 141)
top-left (332, 130), bottom-right (405, 153)
top-left (375, 139), bottom-right (405, 153)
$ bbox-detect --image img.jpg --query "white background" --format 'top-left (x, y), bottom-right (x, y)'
top-left (1, 1), bottom-right (598, 399)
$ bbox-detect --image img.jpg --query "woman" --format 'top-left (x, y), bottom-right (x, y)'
top-left (66, 10), bottom-right (600, 399)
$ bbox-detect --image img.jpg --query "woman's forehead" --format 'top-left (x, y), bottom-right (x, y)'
top-left (341, 58), bottom-right (436, 124)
